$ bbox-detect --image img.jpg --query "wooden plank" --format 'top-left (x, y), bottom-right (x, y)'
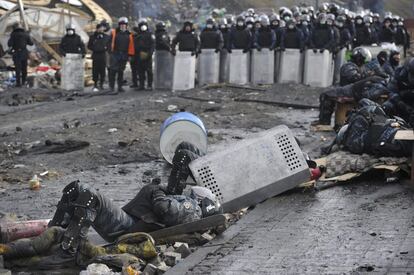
top-left (149, 214), bottom-right (230, 240)
top-left (394, 130), bottom-right (414, 141)
top-left (37, 39), bottom-right (62, 63)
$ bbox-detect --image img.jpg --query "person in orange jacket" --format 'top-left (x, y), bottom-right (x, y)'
top-left (108, 17), bottom-right (135, 93)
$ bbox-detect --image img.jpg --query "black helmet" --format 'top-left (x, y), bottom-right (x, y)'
top-left (351, 47), bottom-right (372, 65)
top-left (206, 17), bottom-right (216, 26)
top-left (156, 21), bottom-right (166, 31)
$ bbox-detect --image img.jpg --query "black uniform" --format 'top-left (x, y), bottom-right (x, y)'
top-left (354, 24), bottom-right (373, 47)
top-left (340, 62), bottom-right (370, 86)
top-left (281, 26), bottom-right (304, 51)
top-left (59, 33), bottom-right (86, 56)
top-left (339, 102), bottom-right (411, 157)
top-left (271, 25), bottom-right (285, 49)
top-left (310, 23), bottom-right (335, 51)
top-left (219, 27), bottom-right (231, 50)
top-left (395, 25), bottom-right (410, 56)
top-left (254, 26), bottom-right (276, 50)
top-left (171, 23), bottom-right (199, 54)
top-left (379, 25), bottom-right (395, 43)
top-left (108, 28), bottom-right (134, 91)
top-left (134, 27), bottom-right (155, 89)
top-left (87, 31), bottom-right (110, 88)
top-left (155, 29), bottom-right (171, 51)
top-left (229, 25), bottom-right (252, 51)
top-left (318, 76), bottom-right (389, 125)
top-left (7, 27), bottom-right (33, 86)
top-left (199, 27), bottom-right (224, 51)
top-left (338, 26), bottom-right (352, 49)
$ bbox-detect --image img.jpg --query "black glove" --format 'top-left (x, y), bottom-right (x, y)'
top-left (242, 49), bottom-right (250, 53)
top-left (227, 49), bottom-right (232, 54)
top-left (198, 49), bottom-right (202, 54)
top-left (280, 47), bottom-right (286, 52)
top-left (299, 49), bottom-right (304, 53)
top-left (269, 47), bottom-right (275, 51)
top-left (82, 54), bottom-right (86, 58)
top-left (319, 49), bottom-right (325, 53)
top-left (257, 47), bottom-right (262, 52)
top-left (191, 51), bottom-right (196, 56)
top-left (171, 49), bottom-right (176, 56)
top-left (215, 48), bottom-right (220, 53)
top-left (313, 48), bottom-right (317, 53)
top-left (62, 53), bottom-right (66, 57)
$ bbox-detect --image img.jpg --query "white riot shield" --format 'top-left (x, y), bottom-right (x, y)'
top-left (189, 125), bottom-right (310, 213)
top-left (251, 49), bottom-right (274, 85)
top-left (364, 45), bottom-right (383, 57)
top-left (154, 50), bottom-right (175, 90)
top-left (219, 49), bottom-right (230, 83)
top-left (198, 49), bottom-right (220, 86)
top-left (278, 49), bottom-right (304, 84)
top-left (172, 51), bottom-right (196, 91)
top-left (61, 53), bottom-right (84, 91)
top-left (303, 50), bottom-right (333, 88)
top-left (229, 49), bottom-right (250, 85)
top-left (333, 48), bottom-right (346, 85)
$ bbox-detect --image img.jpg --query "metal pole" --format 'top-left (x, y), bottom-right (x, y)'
top-left (17, 0), bottom-right (29, 31)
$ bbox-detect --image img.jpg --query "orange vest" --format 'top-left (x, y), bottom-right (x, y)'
top-left (111, 29), bottom-right (135, 56)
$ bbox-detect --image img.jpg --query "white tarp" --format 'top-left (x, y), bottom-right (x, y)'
top-left (0, 0), bottom-right (15, 10)
top-left (278, 49), bottom-right (303, 84)
top-left (172, 51), bottom-right (196, 91)
top-left (251, 48), bottom-right (274, 85)
top-left (229, 49), bottom-right (250, 85)
top-left (59, 0), bottom-right (83, 7)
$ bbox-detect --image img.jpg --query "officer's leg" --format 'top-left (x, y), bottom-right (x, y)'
top-left (130, 58), bottom-right (138, 87)
top-left (318, 88), bottom-right (339, 125)
top-left (147, 57), bottom-right (153, 89)
top-left (21, 58), bottom-right (28, 86)
top-left (138, 59), bottom-right (146, 89)
top-left (92, 58), bottom-right (99, 87)
top-left (49, 180), bottom-right (81, 228)
top-left (99, 57), bottom-right (106, 88)
top-left (167, 148), bottom-right (201, 195)
top-left (117, 59), bottom-right (127, 91)
top-left (108, 54), bottom-right (118, 90)
top-left (13, 55), bottom-right (22, 87)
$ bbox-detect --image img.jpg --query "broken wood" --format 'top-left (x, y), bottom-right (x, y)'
top-left (234, 97), bottom-right (318, 109)
top-left (149, 214), bottom-right (230, 241)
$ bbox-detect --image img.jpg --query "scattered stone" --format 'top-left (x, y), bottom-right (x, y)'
top-left (15, 127), bottom-right (22, 132)
top-left (369, 232), bottom-right (377, 237)
top-left (108, 128), bottom-right (118, 133)
top-left (142, 263), bottom-right (157, 275)
top-left (400, 251), bottom-right (408, 255)
top-left (143, 170), bottom-right (153, 176)
top-left (79, 263), bottom-right (119, 275)
top-left (201, 232), bottom-right (214, 242)
top-left (118, 141), bottom-right (128, 147)
top-left (167, 105), bottom-right (178, 112)
top-left (156, 263), bottom-right (170, 274)
top-left (174, 242), bottom-right (191, 258)
top-left (156, 245), bottom-right (167, 253)
top-left (0, 269), bottom-right (11, 275)
top-left (163, 251), bottom-right (181, 266)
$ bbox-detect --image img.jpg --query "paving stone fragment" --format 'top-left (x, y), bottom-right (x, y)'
top-left (163, 251), bottom-right (182, 266)
top-left (174, 243), bottom-right (191, 258)
top-left (142, 263), bottom-right (157, 275)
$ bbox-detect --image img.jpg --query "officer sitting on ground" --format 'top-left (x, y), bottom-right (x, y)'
top-left (339, 47), bottom-right (372, 86)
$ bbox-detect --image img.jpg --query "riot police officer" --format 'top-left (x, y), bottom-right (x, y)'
top-left (229, 15), bottom-right (252, 53)
top-left (171, 21), bottom-right (199, 56)
top-left (7, 22), bottom-right (33, 87)
top-left (395, 18), bottom-right (410, 57)
top-left (310, 13), bottom-right (335, 52)
top-left (280, 19), bottom-right (304, 52)
top-left (335, 16), bottom-right (352, 50)
top-left (155, 21), bottom-right (171, 52)
top-left (379, 16), bottom-right (395, 43)
top-left (340, 47), bottom-right (372, 86)
top-left (199, 17), bottom-right (224, 53)
top-left (270, 13), bottom-right (284, 50)
top-left (59, 24), bottom-right (86, 57)
top-left (218, 18), bottom-right (231, 50)
top-left (383, 50), bottom-right (400, 78)
top-left (87, 23), bottom-right (110, 91)
top-left (254, 15), bottom-right (276, 51)
top-left (108, 17), bottom-right (135, 93)
top-left (134, 18), bottom-right (155, 91)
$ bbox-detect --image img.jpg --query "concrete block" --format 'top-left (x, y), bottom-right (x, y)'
top-left (174, 243), bottom-right (191, 258)
top-left (156, 263), bottom-right (170, 274)
top-left (163, 251), bottom-right (182, 266)
top-left (143, 263), bottom-right (157, 275)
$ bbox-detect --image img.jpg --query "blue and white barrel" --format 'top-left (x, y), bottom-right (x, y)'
top-left (160, 112), bottom-right (208, 164)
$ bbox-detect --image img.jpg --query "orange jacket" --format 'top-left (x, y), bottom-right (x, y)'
top-left (111, 29), bottom-right (135, 56)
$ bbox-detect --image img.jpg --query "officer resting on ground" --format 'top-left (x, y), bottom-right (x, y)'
top-left (340, 47), bottom-right (373, 86)
top-left (0, 142), bottom-right (220, 268)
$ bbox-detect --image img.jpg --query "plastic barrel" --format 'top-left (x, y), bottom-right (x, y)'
top-left (160, 112), bottom-right (208, 164)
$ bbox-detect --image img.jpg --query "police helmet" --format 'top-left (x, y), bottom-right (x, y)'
top-left (245, 16), bottom-right (255, 24)
top-left (318, 13), bottom-right (327, 24)
top-left (247, 8), bottom-right (255, 16)
top-left (373, 13), bottom-right (380, 19)
top-left (206, 17), bottom-right (216, 26)
top-left (218, 18), bottom-right (227, 28)
top-left (189, 186), bottom-right (222, 218)
top-left (260, 15), bottom-right (270, 27)
top-left (226, 15), bottom-right (235, 25)
top-left (363, 15), bottom-right (373, 24)
top-left (156, 21), bottom-right (166, 31)
top-left (65, 23), bottom-right (75, 30)
top-left (352, 47), bottom-right (372, 64)
top-left (327, 13), bottom-right (336, 22)
top-left (118, 17), bottom-right (129, 25)
top-left (138, 18), bottom-right (148, 25)
top-left (279, 6), bottom-right (289, 16)
top-left (270, 13), bottom-right (280, 23)
top-left (291, 5), bottom-right (300, 14)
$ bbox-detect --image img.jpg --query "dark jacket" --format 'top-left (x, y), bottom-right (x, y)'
top-left (59, 33), bottom-right (86, 55)
top-left (310, 24), bottom-right (335, 51)
top-left (219, 28), bottom-right (231, 50)
top-left (280, 27), bottom-right (304, 50)
top-left (229, 26), bottom-right (252, 50)
top-left (379, 26), bottom-right (395, 43)
top-left (354, 25), bottom-right (373, 46)
top-left (298, 24), bottom-right (311, 46)
top-left (254, 26), bottom-right (276, 49)
top-left (200, 28), bottom-right (224, 50)
top-left (340, 62), bottom-right (369, 86)
top-left (134, 30), bottom-right (155, 54)
top-left (338, 27), bottom-right (352, 49)
top-left (155, 29), bottom-right (171, 51)
top-left (87, 32), bottom-right (110, 56)
top-left (395, 26), bottom-right (409, 47)
top-left (8, 28), bottom-right (33, 53)
top-left (110, 28), bottom-right (134, 55)
top-left (172, 28), bottom-right (199, 52)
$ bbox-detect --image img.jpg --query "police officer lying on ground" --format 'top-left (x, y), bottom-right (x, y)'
top-left (340, 47), bottom-right (373, 86)
top-left (0, 142), bottom-right (220, 267)
top-left (332, 99), bottom-right (412, 157)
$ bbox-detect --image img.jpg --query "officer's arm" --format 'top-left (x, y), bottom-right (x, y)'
top-left (87, 35), bottom-right (94, 51)
top-left (151, 186), bottom-right (170, 219)
top-left (79, 38), bottom-right (86, 55)
top-left (171, 33), bottom-right (179, 50)
top-left (270, 30), bottom-right (276, 49)
top-left (150, 33), bottom-right (155, 54)
top-left (7, 33), bottom-right (13, 48)
top-left (217, 31), bottom-right (224, 50)
top-left (253, 30), bottom-right (259, 49)
top-left (59, 37), bottom-right (66, 55)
